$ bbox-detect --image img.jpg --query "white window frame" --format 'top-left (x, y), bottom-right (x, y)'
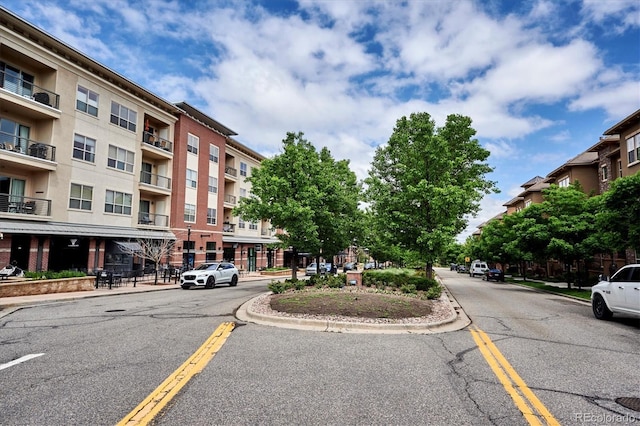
top-left (240, 162), bottom-right (248, 177)
top-left (208, 176), bottom-right (218, 193)
top-left (187, 133), bottom-right (199, 154)
top-left (601, 164), bottom-right (608, 181)
top-left (76, 86), bottom-right (99, 117)
top-left (238, 217), bottom-right (245, 229)
top-left (558, 176), bottom-right (570, 188)
top-left (186, 169), bottom-right (197, 188)
top-left (105, 189), bottom-right (132, 215)
top-left (209, 144), bottom-right (219, 162)
top-left (107, 145), bottom-right (135, 173)
top-left (69, 183), bottom-right (93, 210)
top-left (627, 134), bottom-right (639, 165)
top-left (249, 221), bottom-right (258, 230)
top-left (207, 208), bottom-right (217, 225)
top-left (110, 101), bottom-right (137, 132)
top-left (73, 133), bottom-right (96, 163)
top-left (184, 203), bottom-right (196, 222)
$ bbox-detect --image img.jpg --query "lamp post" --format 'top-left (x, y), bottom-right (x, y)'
top-left (187, 225), bottom-right (191, 269)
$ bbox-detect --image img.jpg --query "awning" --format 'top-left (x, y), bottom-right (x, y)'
top-left (0, 220), bottom-right (175, 240)
top-left (114, 241), bottom-right (143, 252)
top-left (222, 235), bottom-right (280, 245)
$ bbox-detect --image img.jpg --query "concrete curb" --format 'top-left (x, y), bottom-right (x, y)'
top-left (236, 282), bottom-right (472, 334)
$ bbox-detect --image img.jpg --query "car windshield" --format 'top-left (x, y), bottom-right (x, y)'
top-left (195, 263), bottom-right (219, 271)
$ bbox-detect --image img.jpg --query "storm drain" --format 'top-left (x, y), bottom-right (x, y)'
top-left (105, 309), bottom-right (126, 313)
top-left (616, 397), bottom-right (640, 412)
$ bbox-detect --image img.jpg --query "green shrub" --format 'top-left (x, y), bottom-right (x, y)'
top-left (425, 285), bottom-right (442, 299)
top-left (268, 280), bottom-right (293, 294)
top-left (399, 283), bottom-right (417, 294)
top-left (23, 270), bottom-right (86, 280)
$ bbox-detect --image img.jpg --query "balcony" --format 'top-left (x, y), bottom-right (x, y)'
top-left (0, 134), bottom-right (57, 171)
top-left (0, 71), bottom-right (60, 109)
top-left (0, 194), bottom-right (52, 218)
top-left (138, 212), bottom-right (169, 227)
top-left (139, 170), bottom-right (171, 194)
top-left (223, 222), bottom-right (236, 233)
top-left (225, 166), bottom-right (237, 180)
top-left (224, 194), bottom-right (237, 206)
top-left (141, 131), bottom-right (173, 158)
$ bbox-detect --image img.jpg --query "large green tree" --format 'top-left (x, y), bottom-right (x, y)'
top-left (597, 172), bottom-right (640, 253)
top-left (234, 132), bottom-right (361, 279)
top-left (365, 112), bottom-right (498, 277)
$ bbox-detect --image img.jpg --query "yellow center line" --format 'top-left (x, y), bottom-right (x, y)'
top-left (470, 326), bottom-right (560, 426)
top-left (117, 321), bottom-right (236, 426)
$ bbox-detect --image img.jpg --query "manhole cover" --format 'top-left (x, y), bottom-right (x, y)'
top-left (616, 397), bottom-right (640, 412)
top-left (105, 309), bottom-right (125, 313)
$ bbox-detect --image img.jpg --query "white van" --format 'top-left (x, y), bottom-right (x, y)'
top-left (469, 260), bottom-right (489, 277)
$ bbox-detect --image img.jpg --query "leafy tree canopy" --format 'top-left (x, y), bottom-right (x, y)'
top-left (365, 112), bottom-right (498, 275)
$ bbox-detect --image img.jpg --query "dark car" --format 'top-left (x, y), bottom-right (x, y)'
top-left (343, 262), bottom-right (355, 272)
top-left (483, 268), bottom-right (505, 282)
top-left (456, 265), bottom-right (467, 273)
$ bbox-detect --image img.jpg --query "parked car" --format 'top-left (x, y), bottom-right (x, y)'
top-left (305, 263), bottom-right (331, 276)
top-left (180, 262), bottom-right (239, 289)
top-left (483, 268), bottom-right (505, 282)
top-left (364, 262), bottom-right (375, 270)
top-left (0, 264), bottom-right (24, 279)
top-left (469, 260), bottom-right (489, 277)
top-left (343, 262), bottom-right (355, 272)
top-left (591, 264), bottom-right (640, 320)
top-left (450, 263), bottom-right (458, 271)
top-left (456, 265), bottom-right (467, 273)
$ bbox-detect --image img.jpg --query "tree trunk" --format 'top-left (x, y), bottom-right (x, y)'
top-left (291, 248), bottom-right (298, 281)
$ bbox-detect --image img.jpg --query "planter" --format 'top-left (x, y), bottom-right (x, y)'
top-left (0, 276), bottom-right (95, 298)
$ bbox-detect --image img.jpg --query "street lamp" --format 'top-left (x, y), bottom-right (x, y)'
top-left (186, 225), bottom-right (191, 269)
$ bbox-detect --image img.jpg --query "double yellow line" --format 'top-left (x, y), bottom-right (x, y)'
top-left (470, 326), bottom-right (560, 426)
top-left (117, 322), bottom-right (236, 426)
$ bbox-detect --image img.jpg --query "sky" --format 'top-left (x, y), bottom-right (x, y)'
top-left (4, 0), bottom-right (639, 242)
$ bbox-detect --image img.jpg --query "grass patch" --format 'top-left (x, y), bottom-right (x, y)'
top-left (512, 279), bottom-right (591, 300)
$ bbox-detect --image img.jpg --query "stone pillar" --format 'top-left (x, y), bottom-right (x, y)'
top-left (346, 270), bottom-right (362, 286)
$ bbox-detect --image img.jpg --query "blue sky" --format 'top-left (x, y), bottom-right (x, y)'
top-left (4, 0), bottom-right (639, 241)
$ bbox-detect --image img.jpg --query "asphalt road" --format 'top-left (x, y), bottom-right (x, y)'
top-left (0, 270), bottom-right (638, 425)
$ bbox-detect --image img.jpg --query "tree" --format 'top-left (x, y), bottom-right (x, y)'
top-left (598, 172), bottom-right (640, 253)
top-left (118, 238), bottom-right (174, 285)
top-left (365, 112), bottom-right (498, 277)
top-left (234, 132), bottom-right (361, 280)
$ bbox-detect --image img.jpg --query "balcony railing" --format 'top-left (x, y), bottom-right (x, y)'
top-left (0, 70), bottom-right (60, 109)
top-left (138, 212), bottom-right (169, 227)
top-left (0, 132), bottom-right (56, 161)
top-left (223, 223), bottom-right (235, 233)
top-left (225, 166), bottom-right (237, 177)
top-left (142, 131), bottom-right (173, 153)
top-left (140, 171), bottom-right (171, 189)
top-left (224, 194), bottom-right (237, 205)
top-left (0, 193), bottom-right (51, 217)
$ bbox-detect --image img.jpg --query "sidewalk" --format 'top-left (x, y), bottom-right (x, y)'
top-left (0, 271), bottom-right (278, 312)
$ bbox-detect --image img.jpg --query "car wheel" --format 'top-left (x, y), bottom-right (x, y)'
top-left (592, 294), bottom-right (613, 320)
top-left (205, 276), bottom-right (215, 289)
top-left (230, 274), bottom-right (238, 286)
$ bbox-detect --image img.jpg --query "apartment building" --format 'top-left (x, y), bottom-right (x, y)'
top-left (0, 7), bottom-right (178, 273)
top-left (170, 102), bottom-right (280, 272)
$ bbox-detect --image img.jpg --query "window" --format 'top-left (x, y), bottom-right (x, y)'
top-left (558, 176), bottom-right (570, 187)
top-left (110, 101), bottom-right (137, 132)
top-left (238, 218), bottom-right (245, 229)
top-left (601, 164), bottom-right (608, 181)
top-left (207, 208), bottom-right (217, 225)
top-left (73, 134), bottom-right (96, 162)
top-left (240, 162), bottom-right (248, 177)
top-left (208, 176), bottom-right (217, 193)
top-left (249, 221), bottom-right (258, 230)
top-left (524, 199), bottom-right (532, 208)
top-left (107, 145), bottom-right (135, 172)
top-left (184, 203), bottom-right (196, 222)
top-left (105, 190), bottom-right (132, 215)
top-left (0, 118), bottom-right (30, 154)
top-left (0, 62), bottom-right (34, 97)
top-left (186, 169), bottom-right (197, 188)
top-left (209, 144), bottom-right (219, 162)
top-left (187, 133), bottom-right (199, 154)
top-left (76, 86), bottom-right (99, 116)
top-left (69, 183), bottom-right (93, 210)
top-left (239, 188), bottom-right (247, 199)
top-left (627, 134), bottom-right (639, 165)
